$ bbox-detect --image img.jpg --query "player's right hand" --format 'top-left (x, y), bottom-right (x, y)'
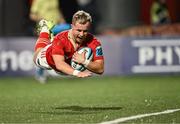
top-left (77, 71), bottom-right (92, 78)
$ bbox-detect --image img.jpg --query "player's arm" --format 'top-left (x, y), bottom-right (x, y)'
top-left (85, 59), bottom-right (104, 74)
top-left (52, 54), bottom-right (92, 77)
top-left (73, 46), bottom-right (104, 75)
top-left (89, 45), bottom-right (104, 74)
top-left (73, 52), bottom-right (104, 74)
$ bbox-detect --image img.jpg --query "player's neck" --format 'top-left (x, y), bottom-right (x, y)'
top-left (68, 30), bottom-right (79, 50)
top-left (68, 30), bottom-right (75, 42)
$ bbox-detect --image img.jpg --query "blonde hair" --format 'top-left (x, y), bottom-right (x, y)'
top-left (72, 10), bottom-right (92, 25)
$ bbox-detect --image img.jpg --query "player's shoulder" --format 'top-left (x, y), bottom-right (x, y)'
top-left (55, 30), bottom-right (69, 42)
top-left (86, 33), bottom-right (101, 45)
top-left (56, 30), bottom-right (68, 37)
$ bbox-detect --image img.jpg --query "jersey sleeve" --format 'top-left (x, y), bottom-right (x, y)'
top-left (92, 40), bottom-right (104, 61)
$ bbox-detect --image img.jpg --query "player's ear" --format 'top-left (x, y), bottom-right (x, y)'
top-left (71, 24), bottom-right (74, 28)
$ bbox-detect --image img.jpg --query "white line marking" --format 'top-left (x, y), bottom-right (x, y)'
top-left (100, 108), bottom-right (180, 124)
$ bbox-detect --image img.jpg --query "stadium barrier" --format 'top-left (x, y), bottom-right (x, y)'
top-left (0, 36), bottom-right (180, 76)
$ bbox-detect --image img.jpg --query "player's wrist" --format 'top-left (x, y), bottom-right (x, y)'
top-left (73, 70), bottom-right (80, 76)
top-left (82, 59), bottom-right (90, 67)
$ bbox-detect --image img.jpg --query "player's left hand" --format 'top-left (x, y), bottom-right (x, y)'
top-left (72, 51), bottom-right (86, 64)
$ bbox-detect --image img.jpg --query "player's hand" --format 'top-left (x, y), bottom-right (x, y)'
top-left (77, 71), bottom-right (92, 78)
top-left (72, 51), bottom-right (86, 64)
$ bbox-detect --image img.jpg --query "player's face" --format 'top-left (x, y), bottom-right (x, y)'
top-left (71, 22), bottom-right (91, 44)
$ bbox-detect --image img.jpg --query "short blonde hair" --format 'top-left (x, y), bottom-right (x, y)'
top-left (72, 10), bottom-right (92, 25)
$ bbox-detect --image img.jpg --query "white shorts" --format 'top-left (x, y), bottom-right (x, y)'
top-left (35, 44), bottom-right (52, 70)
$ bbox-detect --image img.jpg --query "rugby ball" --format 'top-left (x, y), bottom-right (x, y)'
top-left (71, 47), bottom-right (93, 71)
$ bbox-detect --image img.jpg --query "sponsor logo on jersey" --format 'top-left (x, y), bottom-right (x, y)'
top-left (96, 46), bottom-right (103, 56)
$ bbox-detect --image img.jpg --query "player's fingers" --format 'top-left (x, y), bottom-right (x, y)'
top-left (82, 51), bottom-right (87, 57)
top-left (72, 54), bottom-right (77, 60)
top-left (77, 72), bottom-right (92, 78)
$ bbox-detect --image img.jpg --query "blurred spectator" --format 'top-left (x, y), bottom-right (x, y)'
top-left (60, 0), bottom-right (79, 24)
top-left (150, 0), bottom-right (171, 25)
top-left (22, 0), bottom-right (36, 36)
top-left (30, 0), bottom-right (65, 25)
top-left (77, 0), bottom-right (100, 34)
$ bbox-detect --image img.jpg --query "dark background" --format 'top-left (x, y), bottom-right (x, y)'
top-left (0, 0), bottom-right (180, 36)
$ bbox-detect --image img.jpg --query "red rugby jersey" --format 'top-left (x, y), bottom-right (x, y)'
top-left (46, 30), bottom-right (104, 71)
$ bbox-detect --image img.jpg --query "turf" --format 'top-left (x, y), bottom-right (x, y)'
top-left (0, 75), bottom-right (180, 123)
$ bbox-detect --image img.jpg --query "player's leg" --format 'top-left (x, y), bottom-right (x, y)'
top-left (34, 20), bottom-right (52, 51)
top-left (33, 19), bottom-right (53, 83)
top-left (33, 20), bottom-right (51, 65)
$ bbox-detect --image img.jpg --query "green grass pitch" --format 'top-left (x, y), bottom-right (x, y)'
top-left (0, 75), bottom-right (180, 123)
